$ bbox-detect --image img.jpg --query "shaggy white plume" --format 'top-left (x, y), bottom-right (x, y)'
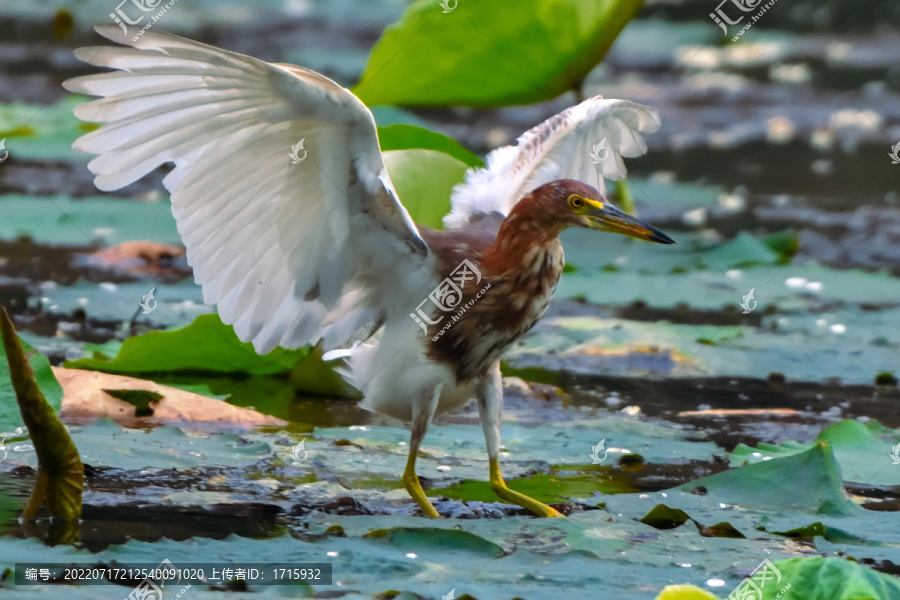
top-left (444, 97), bottom-right (660, 229)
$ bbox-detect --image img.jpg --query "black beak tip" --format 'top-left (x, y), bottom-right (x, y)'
top-left (650, 228), bottom-right (676, 245)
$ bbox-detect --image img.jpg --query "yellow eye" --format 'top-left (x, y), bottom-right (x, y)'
top-left (568, 194), bottom-right (584, 209)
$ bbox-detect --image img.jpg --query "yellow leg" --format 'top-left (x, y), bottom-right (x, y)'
top-left (403, 449), bottom-right (439, 519)
top-left (403, 384), bottom-right (442, 518)
top-left (477, 364), bottom-right (564, 518)
top-left (489, 456), bottom-right (564, 518)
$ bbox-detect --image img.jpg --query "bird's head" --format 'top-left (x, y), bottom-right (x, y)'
top-left (532, 179), bottom-right (675, 244)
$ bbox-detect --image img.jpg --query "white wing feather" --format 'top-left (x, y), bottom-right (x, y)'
top-left (65, 25), bottom-right (431, 354)
top-left (444, 96), bottom-right (660, 229)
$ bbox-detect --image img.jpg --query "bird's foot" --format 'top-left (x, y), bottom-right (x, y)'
top-left (491, 482), bottom-right (565, 518)
top-left (403, 468), bottom-right (440, 519)
top-left (489, 457), bottom-right (564, 518)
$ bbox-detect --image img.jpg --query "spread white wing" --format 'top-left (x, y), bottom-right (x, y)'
top-left (444, 96), bottom-right (660, 228)
top-left (65, 25), bottom-right (431, 353)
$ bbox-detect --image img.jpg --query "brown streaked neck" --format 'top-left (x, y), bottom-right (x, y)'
top-left (481, 193), bottom-right (566, 274)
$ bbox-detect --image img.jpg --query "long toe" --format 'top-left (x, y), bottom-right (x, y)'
top-left (403, 470), bottom-right (441, 519)
top-left (491, 482), bottom-right (565, 518)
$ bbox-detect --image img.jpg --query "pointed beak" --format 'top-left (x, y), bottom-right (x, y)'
top-left (586, 204), bottom-right (675, 244)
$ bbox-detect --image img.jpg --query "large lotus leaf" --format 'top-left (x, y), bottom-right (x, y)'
top-left (355, 0), bottom-right (643, 107)
top-left (65, 314), bottom-right (308, 376)
top-left (680, 442), bottom-right (858, 516)
top-left (0, 194), bottom-right (180, 245)
top-left (654, 558), bottom-right (900, 600)
top-left (378, 123), bottom-right (482, 168)
top-left (63, 314), bottom-right (357, 411)
top-left (731, 419), bottom-right (900, 487)
top-left (757, 557), bottom-right (900, 600)
top-left (383, 148), bottom-right (469, 230)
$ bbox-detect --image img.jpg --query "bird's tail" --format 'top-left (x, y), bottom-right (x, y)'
top-left (322, 343), bottom-right (379, 400)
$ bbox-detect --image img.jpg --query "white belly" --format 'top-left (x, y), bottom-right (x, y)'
top-left (341, 318), bottom-right (479, 421)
